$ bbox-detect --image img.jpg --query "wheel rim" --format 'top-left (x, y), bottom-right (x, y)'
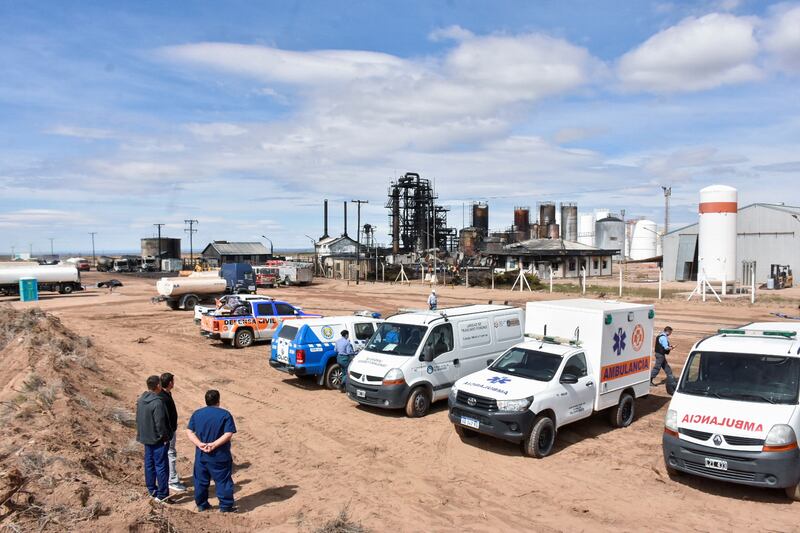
top-left (621, 399), bottom-right (633, 424)
top-left (239, 332), bottom-right (252, 346)
top-left (538, 425), bottom-right (554, 453)
top-left (330, 367), bottom-right (344, 387)
top-left (414, 393), bottom-right (428, 414)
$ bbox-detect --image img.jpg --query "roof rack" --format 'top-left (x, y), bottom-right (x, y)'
top-left (525, 333), bottom-right (583, 347)
top-left (717, 328), bottom-right (797, 339)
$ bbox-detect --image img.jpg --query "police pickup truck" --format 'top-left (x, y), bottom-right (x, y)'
top-left (200, 298), bottom-right (321, 348)
top-left (448, 299), bottom-right (654, 457)
top-left (663, 322), bottom-right (800, 500)
top-left (269, 312), bottom-right (383, 388)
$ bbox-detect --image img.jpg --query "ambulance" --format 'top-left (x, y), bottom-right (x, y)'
top-left (662, 322), bottom-right (800, 499)
top-left (346, 305), bottom-right (525, 417)
top-left (448, 299), bottom-right (654, 457)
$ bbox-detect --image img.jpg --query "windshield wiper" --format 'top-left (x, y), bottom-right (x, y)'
top-left (721, 392), bottom-right (777, 404)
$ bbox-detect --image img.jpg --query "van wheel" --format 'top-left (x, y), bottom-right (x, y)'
top-left (62, 285), bottom-right (74, 294)
top-left (609, 392), bottom-right (635, 428)
top-left (785, 483), bottom-right (800, 501)
top-left (522, 415), bottom-right (556, 458)
top-left (324, 362), bottom-right (344, 390)
top-left (405, 387), bottom-right (431, 417)
top-left (234, 329), bottom-right (254, 348)
top-left (455, 425), bottom-right (477, 438)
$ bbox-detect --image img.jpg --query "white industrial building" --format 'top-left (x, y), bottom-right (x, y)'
top-left (662, 203), bottom-right (800, 282)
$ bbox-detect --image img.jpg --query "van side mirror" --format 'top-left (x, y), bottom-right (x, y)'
top-left (486, 359), bottom-right (494, 366)
top-left (560, 373), bottom-right (578, 385)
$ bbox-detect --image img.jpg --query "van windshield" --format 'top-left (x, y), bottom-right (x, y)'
top-left (366, 323), bottom-right (428, 356)
top-left (679, 351), bottom-right (800, 405)
top-left (490, 347), bottom-right (563, 382)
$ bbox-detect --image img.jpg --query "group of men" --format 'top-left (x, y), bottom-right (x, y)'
top-left (135, 374), bottom-right (238, 512)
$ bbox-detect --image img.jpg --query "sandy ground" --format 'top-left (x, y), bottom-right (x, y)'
top-left (6, 273), bottom-right (800, 532)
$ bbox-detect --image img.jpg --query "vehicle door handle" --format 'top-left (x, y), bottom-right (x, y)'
top-left (586, 381), bottom-right (594, 387)
top-left (453, 359), bottom-right (460, 366)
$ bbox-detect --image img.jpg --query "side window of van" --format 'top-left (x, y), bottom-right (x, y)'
top-left (425, 324), bottom-right (454, 358)
top-left (563, 353), bottom-right (587, 378)
top-left (354, 322), bottom-right (375, 340)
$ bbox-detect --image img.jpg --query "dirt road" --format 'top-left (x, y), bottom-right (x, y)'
top-left (8, 274), bottom-right (800, 531)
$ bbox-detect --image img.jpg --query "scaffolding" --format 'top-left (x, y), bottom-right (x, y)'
top-left (386, 172), bottom-right (456, 254)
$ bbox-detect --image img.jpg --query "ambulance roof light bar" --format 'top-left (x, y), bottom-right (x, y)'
top-left (718, 329), bottom-right (797, 339)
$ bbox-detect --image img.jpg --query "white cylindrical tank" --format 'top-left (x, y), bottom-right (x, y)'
top-left (0, 265), bottom-right (79, 285)
top-left (156, 276), bottom-right (227, 297)
top-left (577, 213), bottom-right (595, 246)
top-left (629, 219), bottom-right (658, 260)
top-left (698, 185), bottom-right (737, 283)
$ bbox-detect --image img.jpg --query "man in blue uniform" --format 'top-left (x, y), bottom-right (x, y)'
top-left (428, 289), bottom-right (438, 310)
top-left (650, 326), bottom-right (675, 386)
top-left (335, 330), bottom-right (355, 392)
top-left (186, 389), bottom-right (237, 512)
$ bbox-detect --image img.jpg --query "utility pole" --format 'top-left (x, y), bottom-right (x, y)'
top-left (662, 186), bottom-right (671, 234)
top-left (184, 219), bottom-right (198, 265)
top-left (351, 199), bottom-right (368, 285)
top-left (88, 232), bottom-right (97, 267)
top-left (48, 238), bottom-right (54, 257)
top-left (154, 223), bottom-right (165, 272)
top-left (10, 245), bottom-right (15, 259)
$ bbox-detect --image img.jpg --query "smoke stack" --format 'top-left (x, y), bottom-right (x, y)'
top-left (343, 201), bottom-right (348, 237)
top-left (322, 199), bottom-right (329, 239)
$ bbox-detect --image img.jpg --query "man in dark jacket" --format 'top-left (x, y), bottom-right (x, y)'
top-left (159, 372), bottom-right (186, 492)
top-left (136, 375), bottom-right (172, 501)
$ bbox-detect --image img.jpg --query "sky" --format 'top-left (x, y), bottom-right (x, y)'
top-left (1, 0), bottom-right (799, 255)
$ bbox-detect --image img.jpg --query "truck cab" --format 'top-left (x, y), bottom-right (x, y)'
top-left (269, 312), bottom-right (383, 388)
top-left (662, 322), bottom-right (800, 499)
top-left (200, 298), bottom-right (321, 348)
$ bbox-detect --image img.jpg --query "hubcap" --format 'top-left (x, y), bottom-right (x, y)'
top-left (239, 332), bottom-right (252, 345)
top-left (330, 368), bottom-right (343, 386)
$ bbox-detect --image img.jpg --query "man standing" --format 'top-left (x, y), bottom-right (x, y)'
top-left (186, 390), bottom-right (237, 513)
top-left (335, 330), bottom-right (355, 392)
top-left (136, 375), bottom-right (172, 502)
top-left (651, 326), bottom-right (675, 386)
top-left (428, 289), bottom-right (438, 311)
top-left (159, 373), bottom-right (186, 492)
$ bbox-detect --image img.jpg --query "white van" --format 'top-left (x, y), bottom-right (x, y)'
top-left (663, 322), bottom-right (800, 499)
top-left (449, 299), bottom-right (654, 457)
top-left (346, 305), bottom-right (525, 417)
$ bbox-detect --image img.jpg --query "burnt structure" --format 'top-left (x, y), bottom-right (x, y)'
top-left (387, 172), bottom-right (456, 254)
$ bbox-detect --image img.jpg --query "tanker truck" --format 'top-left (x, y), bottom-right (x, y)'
top-left (0, 264), bottom-right (83, 296)
top-left (153, 263), bottom-right (256, 311)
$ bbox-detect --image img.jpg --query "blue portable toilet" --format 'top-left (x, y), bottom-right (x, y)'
top-left (19, 277), bottom-right (38, 302)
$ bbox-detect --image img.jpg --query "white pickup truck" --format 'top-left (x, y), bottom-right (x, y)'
top-left (448, 299), bottom-right (654, 457)
top-left (663, 322), bottom-right (800, 499)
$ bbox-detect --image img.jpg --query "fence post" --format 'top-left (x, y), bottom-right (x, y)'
top-left (549, 265), bottom-right (553, 293)
top-left (618, 266), bottom-right (622, 297)
top-left (581, 267), bottom-right (586, 295)
top-left (658, 268), bottom-right (662, 300)
top-left (491, 270), bottom-right (495, 290)
top-left (751, 264), bottom-right (756, 304)
top-left (465, 267), bottom-right (469, 288)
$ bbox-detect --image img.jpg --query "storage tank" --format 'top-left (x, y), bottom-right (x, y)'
top-left (156, 276), bottom-right (227, 297)
top-left (472, 203), bottom-right (489, 236)
top-left (0, 265), bottom-right (80, 285)
top-left (459, 227), bottom-right (480, 256)
top-left (141, 237), bottom-right (181, 259)
top-left (698, 185), bottom-right (737, 283)
top-left (595, 208), bottom-right (611, 221)
top-left (577, 213), bottom-right (595, 246)
top-left (560, 203), bottom-right (578, 242)
top-left (548, 223), bottom-right (560, 239)
top-left (629, 219), bottom-right (658, 260)
top-left (514, 207), bottom-right (530, 240)
top-left (530, 223), bottom-right (539, 239)
top-left (539, 203), bottom-right (556, 226)
top-left (595, 216), bottom-right (625, 256)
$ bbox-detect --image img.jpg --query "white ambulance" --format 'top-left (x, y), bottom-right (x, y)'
top-left (662, 322), bottom-right (800, 499)
top-left (346, 305), bottom-right (525, 417)
top-left (448, 299), bottom-right (654, 457)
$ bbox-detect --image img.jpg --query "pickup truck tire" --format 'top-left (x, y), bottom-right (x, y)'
top-left (609, 392), bottom-right (635, 428)
top-left (324, 362), bottom-right (344, 390)
top-left (454, 425), bottom-right (478, 438)
top-left (234, 328), bottom-right (254, 349)
top-left (785, 483), bottom-right (800, 501)
top-left (405, 387), bottom-right (431, 418)
top-left (522, 415), bottom-right (556, 458)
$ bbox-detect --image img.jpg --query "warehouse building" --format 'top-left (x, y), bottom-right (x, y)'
top-left (487, 238), bottom-right (619, 279)
top-left (201, 241), bottom-right (271, 266)
top-left (662, 203), bottom-right (800, 282)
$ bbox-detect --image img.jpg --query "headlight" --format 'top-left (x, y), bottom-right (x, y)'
top-left (496, 397), bottom-right (533, 412)
top-left (664, 409), bottom-right (677, 431)
top-left (382, 368), bottom-right (405, 386)
top-left (764, 424), bottom-right (797, 451)
top-left (448, 384), bottom-right (459, 403)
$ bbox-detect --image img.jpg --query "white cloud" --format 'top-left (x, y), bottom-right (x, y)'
top-left (618, 13), bottom-right (761, 92)
top-left (186, 122), bottom-right (248, 140)
top-left (0, 209), bottom-right (93, 228)
top-left (46, 125), bottom-right (115, 139)
top-left (429, 25), bottom-right (474, 42)
top-left (763, 3), bottom-right (800, 73)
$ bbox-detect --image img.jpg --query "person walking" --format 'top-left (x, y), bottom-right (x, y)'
top-left (428, 289), bottom-right (438, 311)
top-left (335, 330), bottom-right (355, 393)
top-left (136, 375), bottom-right (172, 502)
top-left (651, 326), bottom-right (675, 386)
top-left (186, 390), bottom-right (237, 513)
top-left (159, 372), bottom-right (186, 492)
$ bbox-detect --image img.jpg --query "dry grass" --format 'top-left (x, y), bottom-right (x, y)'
top-left (107, 407), bottom-right (136, 429)
top-left (314, 507), bottom-right (369, 533)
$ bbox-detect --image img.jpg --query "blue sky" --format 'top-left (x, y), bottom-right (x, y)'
top-left (1, 0), bottom-right (799, 254)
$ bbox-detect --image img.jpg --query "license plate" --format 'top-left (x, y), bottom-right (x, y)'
top-left (356, 389), bottom-right (366, 398)
top-left (460, 416), bottom-right (480, 429)
top-left (705, 458), bottom-right (728, 471)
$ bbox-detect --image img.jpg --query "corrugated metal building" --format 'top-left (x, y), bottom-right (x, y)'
top-left (662, 203), bottom-right (800, 282)
top-left (201, 241), bottom-right (271, 266)
top-left (488, 238), bottom-right (619, 279)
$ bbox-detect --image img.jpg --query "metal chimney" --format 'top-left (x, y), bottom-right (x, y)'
top-left (343, 201), bottom-right (348, 237)
top-left (322, 199), bottom-right (329, 239)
